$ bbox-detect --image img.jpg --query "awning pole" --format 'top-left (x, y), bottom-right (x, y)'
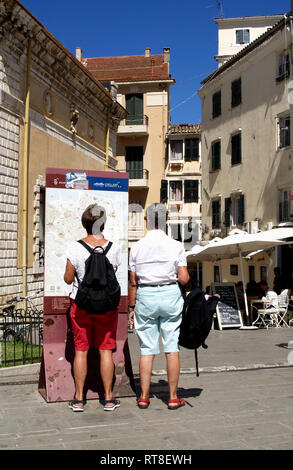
top-left (239, 247), bottom-right (250, 325)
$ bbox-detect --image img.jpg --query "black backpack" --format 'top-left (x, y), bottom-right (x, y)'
top-left (74, 240), bottom-right (121, 314)
top-left (178, 287), bottom-right (219, 376)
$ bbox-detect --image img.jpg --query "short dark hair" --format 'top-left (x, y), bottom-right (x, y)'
top-left (259, 280), bottom-right (268, 287)
top-left (81, 204), bottom-right (106, 234)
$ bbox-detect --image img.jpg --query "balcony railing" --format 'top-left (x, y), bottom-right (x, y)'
top-left (128, 169), bottom-right (149, 188)
top-left (118, 115), bottom-right (149, 136)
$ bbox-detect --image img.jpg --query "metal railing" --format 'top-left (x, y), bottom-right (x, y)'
top-left (0, 309), bottom-right (43, 367)
top-left (125, 114), bottom-right (149, 126)
top-left (128, 169), bottom-right (149, 180)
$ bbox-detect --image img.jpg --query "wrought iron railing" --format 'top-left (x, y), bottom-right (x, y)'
top-left (125, 114), bottom-right (149, 126)
top-left (0, 309), bottom-right (43, 367)
top-left (128, 169), bottom-right (149, 180)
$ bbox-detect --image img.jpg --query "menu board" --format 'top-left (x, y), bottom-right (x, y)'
top-left (211, 282), bottom-right (243, 330)
top-left (44, 168), bottom-right (129, 314)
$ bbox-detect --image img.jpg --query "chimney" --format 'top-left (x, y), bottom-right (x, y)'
top-left (76, 47), bottom-right (83, 62)
top-left (163, 47), bottom-right (170, 64)
top-left (145, 47), bottom-right (151, 57)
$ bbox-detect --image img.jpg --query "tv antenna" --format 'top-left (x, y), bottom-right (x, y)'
top-left (206, 1), bottom-right (224, 18)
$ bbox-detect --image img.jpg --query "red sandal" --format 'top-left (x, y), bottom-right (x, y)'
top-left (168, 397), bottom-right (186, 410)
top-left (137, 397), bottom-right (150, 409)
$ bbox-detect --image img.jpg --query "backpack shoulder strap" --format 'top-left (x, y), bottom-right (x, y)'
top-left (103, 241), bottom-right (113, 255)
top-left (77, 239), bottom-right (94, 254)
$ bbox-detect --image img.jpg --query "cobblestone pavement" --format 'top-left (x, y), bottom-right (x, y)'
top-left (0, 329), bottom-right (292, 451)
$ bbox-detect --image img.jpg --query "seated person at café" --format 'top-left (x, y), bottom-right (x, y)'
top-left (259, 280), bottom-right (278, 310)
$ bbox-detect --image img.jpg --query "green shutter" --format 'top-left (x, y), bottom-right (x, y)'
top-left (125, 147), bottom-right (143, 178)
top-left (224, 197), bottom-right (231, 227)
top-left (126, 94), bottom-right (143, 124)
top-left (212, 200), bottom-right (221, 229)
top-left (160, 180), bottom-right (168, 203)
top-left (184, 180), bottom-right (199, 203)
top-left (185, 139), bottom-right (199, 161)
top-left (212, 141), bottom-right (221, 170)
top-left (231, 133), bottom-right (241, 165)
top-left (238, 194), bottom-right (245, 224)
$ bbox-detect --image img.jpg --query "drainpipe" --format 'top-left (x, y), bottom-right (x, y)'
top-left (105, 106), bottom-right (110, 171)
top-left (22, 37), bottom-right (32, 309)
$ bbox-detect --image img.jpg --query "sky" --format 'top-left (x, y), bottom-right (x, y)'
top-left (21, 0), bottom-right (291, 124)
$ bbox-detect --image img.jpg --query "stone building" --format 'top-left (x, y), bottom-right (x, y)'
top-left (0, 0), bottom-right (126, 306)
top-left (81, 47), bottom-right (175, 247)
top-left (198, 13), bottom-right (293, 288)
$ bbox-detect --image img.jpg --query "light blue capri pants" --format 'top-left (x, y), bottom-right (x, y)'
top-left (134, 283), bottom-right (184, 355)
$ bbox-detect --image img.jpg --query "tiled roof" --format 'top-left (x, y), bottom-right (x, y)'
top-left (83, 54), bottom-right (173, 83)
top-left (169, 124), bottom-right (201, 134)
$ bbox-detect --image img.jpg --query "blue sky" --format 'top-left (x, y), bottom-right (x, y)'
top-left (21, 0), bottom-right (291, 124)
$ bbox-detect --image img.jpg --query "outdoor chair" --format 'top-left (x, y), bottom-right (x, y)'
top-left (277, 290), bottom-right (290, 327)
top-left (252, 301), bottom-right (280, 329)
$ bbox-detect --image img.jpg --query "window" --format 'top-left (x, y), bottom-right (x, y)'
top-left (279, 189), bottom-right (291, 222)
top-left (231, 78), bottom-right (242, 107)
top-left (212, 199), bottom-right (221, 229)
top-left (260, 266), bottom-right (267, 282)
top-left (169, 220), bottom-right (199, 247)
top-left (230, 264), bottom-right (238, 276)
top-left (160, 180), bottom-right (168, 203)
top-left (235, 29), bottom-right (250, 44)
top-left (212, 90), bottom-right (221, 118)
top-left (169, 181), bottom-right (183, 201)
top-left (185, 138), bottom-right (199, 161)
top-left (225, 195), bottom-right (245, 227)
top-left (224, 197), bottom-right (231, 227)
top-left (212, 140), bottom-right (221, 170)
top-left (249, 265), bottom-right (255, 282)
top-left (170, 140), bottom-right (183, 161)
top-left (231, 133), bottom-right (242, 165)
top-left (277, 53), bottom-right (290, 81)
top-left (214, 265), bottom-right (221, 283)
top-left (278, 117), bottom-right (290, 148)
top-left (125, 94), bottom-right (143, 124)
top-left (184, 180), bottom-right (199, 203)
top-left (129, 201), bottom-right (143, 231)
top-left (125, 146), bottom-right (143, 179)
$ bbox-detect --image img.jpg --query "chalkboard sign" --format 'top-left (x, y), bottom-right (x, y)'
top-left (211, 282), bottom-right (243, 330)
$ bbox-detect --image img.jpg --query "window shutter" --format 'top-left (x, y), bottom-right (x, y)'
top-left (184, 180), bottom-right (199, 203)
top-left (231, 133), bottom-right (241, 165)
top-left (160, 180), bottom-right (168, 203)
top-left (231, 78), bottom-right (242, 107)
top-left (224, 197), bottom-right (231, 227)
top-left (238, 194), bottom-right (245, 224)
top-left (212, 200), bottom-right (221, 229)
top-left (185, 139), bottom-right (199, 161)
top-left (212, 141), bottom-right (221, 170)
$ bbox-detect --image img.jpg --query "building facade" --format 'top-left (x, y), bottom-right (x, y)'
top-left (83, 48), bottom-right (175, 247)
top-left (198, 13), bottom-right (293, 288)
top-left (162, 124), bottom-right (202, 250)
top-left (0, 0), bottom-right (126, 306)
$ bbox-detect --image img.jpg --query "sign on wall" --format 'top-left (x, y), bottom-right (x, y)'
top-left (44, 168), bottom-right (129, 314)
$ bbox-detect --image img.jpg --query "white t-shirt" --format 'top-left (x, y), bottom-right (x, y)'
top-left (66, 240), bottom-right (122, 299)
top-left (262, 289), bottom-right (278, 309)
top-left (129, 229), bottom-right (187, 285)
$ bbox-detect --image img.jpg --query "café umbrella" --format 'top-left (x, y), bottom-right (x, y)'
top-left (189, 229), bottom-right (286, 327)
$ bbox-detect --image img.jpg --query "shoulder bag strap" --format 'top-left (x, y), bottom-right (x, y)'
top-left (103, 241), bottom-right (113, 255)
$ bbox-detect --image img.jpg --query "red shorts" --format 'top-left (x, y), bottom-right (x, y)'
top-left (69, 301), bottom-right (118, 351)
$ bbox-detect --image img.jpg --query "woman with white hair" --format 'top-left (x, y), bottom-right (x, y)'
top-left (128, 203), bottom-right (190, 410)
